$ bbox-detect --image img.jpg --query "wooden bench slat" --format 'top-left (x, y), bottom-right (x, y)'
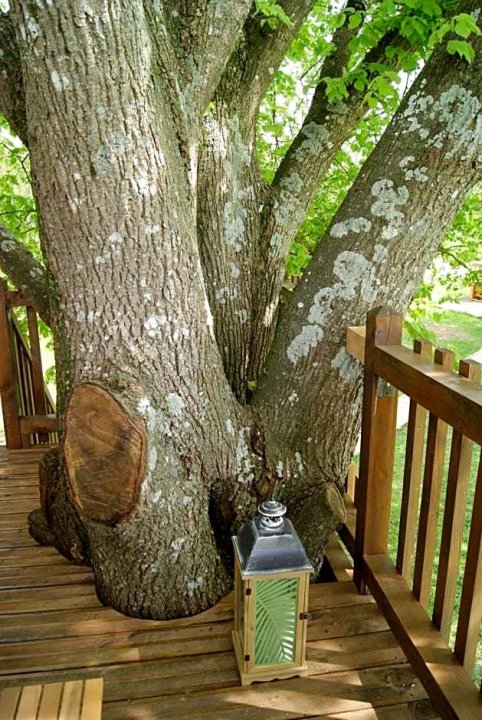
top-left (0, 687), bottom-right (21, 720)
top-left (16, 684), bottom-right (42, 720)
top-left (58, 680), bottom-right (84, 720)
top-left (37, 682), bottom-right (63, 720)
top-left (81, 678), bottom-right (103, 720)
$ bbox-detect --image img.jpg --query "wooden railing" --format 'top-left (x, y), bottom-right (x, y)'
top-left (0, 279), bottom-right (57, 448)
top-left (343, 307), bottom-right (482, 720)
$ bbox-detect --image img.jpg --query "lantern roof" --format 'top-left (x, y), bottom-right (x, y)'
top-left (232, 500), bottom-right (313, 576)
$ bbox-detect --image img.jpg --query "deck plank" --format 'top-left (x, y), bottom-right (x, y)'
top-left (0, 447), bottom-right (440, 719)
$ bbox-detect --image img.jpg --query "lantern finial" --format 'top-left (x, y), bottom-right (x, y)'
top-left (258, 500), bottom-right (286, 532)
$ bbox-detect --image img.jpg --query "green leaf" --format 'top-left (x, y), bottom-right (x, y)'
top-left (254, 0), bottom-right (293, 28)
top-left (348, 11), bottom-right (363, 30)
top-left (453, 13), bottom-right (481, 40)
top-left (323, 76), bottom-right (349, 103)
top-left (447, 39), bottom-right (475, 64)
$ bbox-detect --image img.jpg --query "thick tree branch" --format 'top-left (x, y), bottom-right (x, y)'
top-left (218, 0), bottom-right (316, 123)
top-left (0, 12), bottom-right (28, 146)
top-left (255, 13), bottom-right (482, 503)
top-left (247, 29), bottom-right (400, 383)
top-left (266, 28), bottom-right (399, 261)
top-left (171, 0), bottom-right (252, 117)
top-left (0, 224), bottom-right (50, 324)
top-left (195, 2), bottom-right (322, 399)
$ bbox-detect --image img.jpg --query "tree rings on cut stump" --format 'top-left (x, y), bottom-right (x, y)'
top-left (64, 384), bottom-right (146, 524)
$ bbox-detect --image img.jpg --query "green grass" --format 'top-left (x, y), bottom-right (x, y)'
top-left (423, 309), bottom-right (482, 360)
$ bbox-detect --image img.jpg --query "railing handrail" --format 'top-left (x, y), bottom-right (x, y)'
top-left (344, 307), bottom-right (482, 720)
top-left (346, 325), bottom-right (482, 444)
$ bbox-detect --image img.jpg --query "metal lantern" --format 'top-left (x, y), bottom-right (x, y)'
top-left (232, 500), bottom-right (313, 685)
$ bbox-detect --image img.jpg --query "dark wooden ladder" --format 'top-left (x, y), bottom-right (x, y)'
top-left (0, 279), bottom-right (57, 448)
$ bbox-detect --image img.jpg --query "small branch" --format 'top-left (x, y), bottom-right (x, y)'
top-left (0, 12), bottom-right (28, 146)
top-left (0, 224), bottom-right (51, 324)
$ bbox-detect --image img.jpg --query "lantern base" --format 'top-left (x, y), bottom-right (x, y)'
top-left (232, 631), bottom-right (309, 686)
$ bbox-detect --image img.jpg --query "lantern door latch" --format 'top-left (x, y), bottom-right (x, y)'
top-left (245, 588), bottom-right (252, 596)
top-left (299, 612), bottom-right (311, 620)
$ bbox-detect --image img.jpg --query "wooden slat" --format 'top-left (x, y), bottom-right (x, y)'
top-left (354, 308), bottom-right (401, 592)
top-left (80, 678), bottom-right (103, 720)
top-left (346, 325), bottom-right (366, 364)
top-left (454, 449), bottom-right (482, 673)
top-left (412, 348), bottom-right (454, 610)
top-left (58, 680), bottom-right (83, 720)
top-left (19, 415), bottom-right (57, 435)
top-left (396, 339), bottom-right (431, 581)
top-left (0, 686), bottom-right (21, 720)
top-left (16, 684), bottom-right (42, 720)
top-left (433, 359), bottom-right (481, 639)
top-left (37, 682), bottom-right (63, 719)
top-left (373, 344), bottom-right (482, 445)
top-left (363, 554), bottom-right (482, 720)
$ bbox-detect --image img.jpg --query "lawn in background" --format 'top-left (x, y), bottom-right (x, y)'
top-left (421, 308), bottom-right (482, 360)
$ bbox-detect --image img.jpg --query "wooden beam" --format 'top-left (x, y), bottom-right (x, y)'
top-left (363, 554), bottom-right (482, 720)
top-left (373, 344), bottom-right (482, 445)
top-left (19, 415), bottom-right (57, 435)
top-left (346, 325), bottom-right (366, 364)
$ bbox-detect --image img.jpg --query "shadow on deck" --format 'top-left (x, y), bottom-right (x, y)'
top-left (0, 447), bottom-right (440, 720)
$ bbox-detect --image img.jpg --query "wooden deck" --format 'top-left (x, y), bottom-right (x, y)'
top-left (0, 447), bottom-right (440, 719)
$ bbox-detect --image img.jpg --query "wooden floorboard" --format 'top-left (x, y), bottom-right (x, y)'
top-left (0, 446), bottom-right (440, 719)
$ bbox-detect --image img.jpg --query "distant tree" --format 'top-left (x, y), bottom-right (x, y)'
top-left (0, 0), bottom-right (481, 619)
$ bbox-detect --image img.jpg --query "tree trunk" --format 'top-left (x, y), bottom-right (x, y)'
top-left (4, 0), bottom-right (482, 618)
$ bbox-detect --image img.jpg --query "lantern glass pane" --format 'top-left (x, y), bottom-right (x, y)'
top-left (254, 577), bottom-right (298, 666)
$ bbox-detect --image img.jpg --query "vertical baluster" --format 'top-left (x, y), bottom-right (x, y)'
top-left (354, 307), bottom-right (402, 593)
top-left (396, 339), bottom-right (432, 581)
top-left (0, 280), bottom-right (22, 448)
top-left (454, 449), bottom-right (482, 674)
top-left (413, 347), bottom-right (454, 610)
top-left (433, 360), bottom-right (481, 640)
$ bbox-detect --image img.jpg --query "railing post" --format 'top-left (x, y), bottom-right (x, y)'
top-left (354, 307), bottom-right (402, 593)
top-left (0, 280), bottom-right (22, 448)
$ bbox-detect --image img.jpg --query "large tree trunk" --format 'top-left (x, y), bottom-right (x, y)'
top-left (3, 1), bottom-right (482, 618)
